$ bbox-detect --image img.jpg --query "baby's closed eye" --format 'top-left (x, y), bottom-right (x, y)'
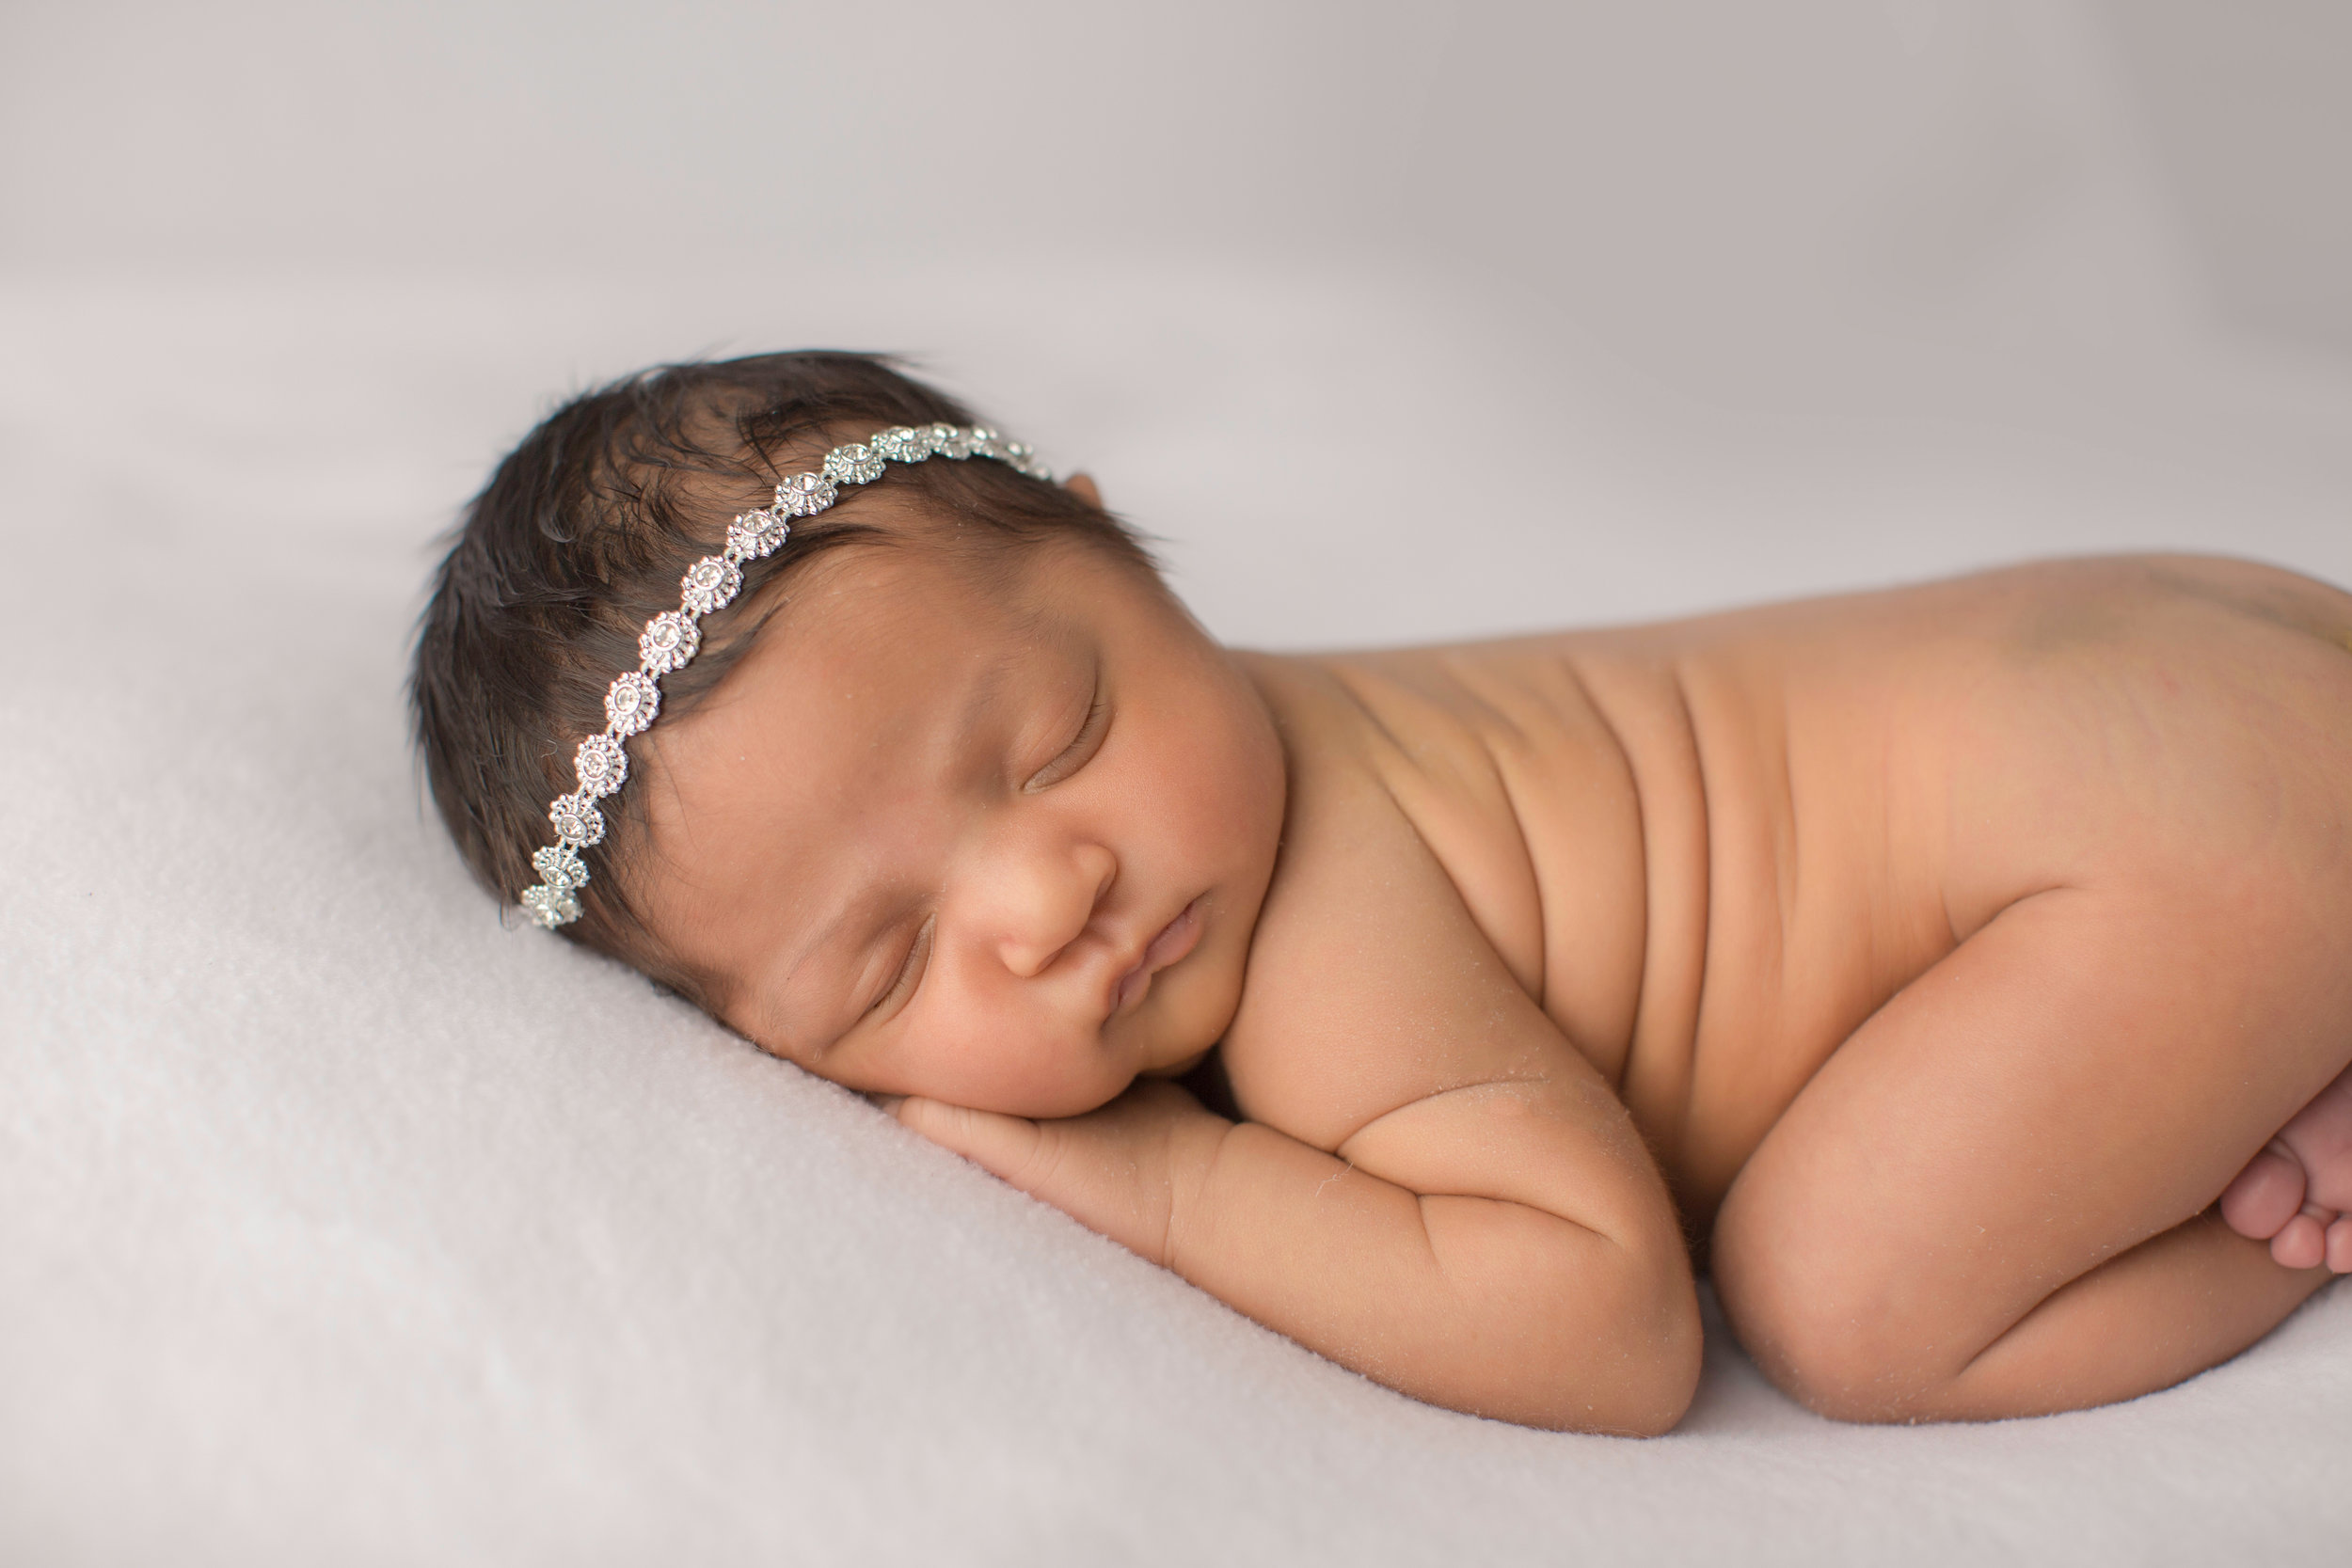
top-left (868, 914), bottom-right (933, 1016)
top-left (1025, 677), bottom-right (1108, 791)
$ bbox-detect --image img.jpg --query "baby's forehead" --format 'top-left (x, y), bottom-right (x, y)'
top-left (766, 524), bottom-right (1071, 668)
top-left (631, 499), bottom-right (1139, 816)
top-left (640, 535), bottom-right (1087, 839)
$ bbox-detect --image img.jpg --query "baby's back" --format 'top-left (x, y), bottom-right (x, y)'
top-left (1245, 555), bottom-right (2352, 1225)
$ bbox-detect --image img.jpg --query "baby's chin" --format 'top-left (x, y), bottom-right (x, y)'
top-left (1143, 1046), bottom-right (1214, 1082)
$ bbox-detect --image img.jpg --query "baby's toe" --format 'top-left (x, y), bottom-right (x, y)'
top-left (2327, 1215), bottom-right (2352, 1275)
top-left (2278, 1067), bottom-right (2352, 1212)
top-left (2221, 1141), bottom-right (2307, 1242)
top-left (2270, 1209), bottom-right (2328, 1272)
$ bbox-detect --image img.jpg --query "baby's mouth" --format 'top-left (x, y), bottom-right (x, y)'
top-left (1113, 896), bottom-right (1204, 1016)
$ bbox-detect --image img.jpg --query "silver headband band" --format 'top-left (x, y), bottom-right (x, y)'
top-left (519, 422), bottom-right (1052, 929)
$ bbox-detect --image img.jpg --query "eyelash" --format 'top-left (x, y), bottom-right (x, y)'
top-left (1025, 687), bottom-right (1108, 792)
top-left (870, 915), bottom-right (932, 1016)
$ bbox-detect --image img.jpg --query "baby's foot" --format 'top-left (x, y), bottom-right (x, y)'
top-left (2220, 1064), bottom-right (2352, 1273)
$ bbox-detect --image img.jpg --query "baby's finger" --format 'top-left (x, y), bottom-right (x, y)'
top-left (892, 1097), bottom-right (1050, 1188)
top-left (892, 1094), bottom-right (1190, 1260)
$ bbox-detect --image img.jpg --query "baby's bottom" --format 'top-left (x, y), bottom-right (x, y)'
top-left (1710, 885), bottom-right (2347, 1422)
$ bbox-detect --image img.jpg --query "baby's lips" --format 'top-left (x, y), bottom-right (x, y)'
top-left (1113, 896), bottom-right (1207, 1016)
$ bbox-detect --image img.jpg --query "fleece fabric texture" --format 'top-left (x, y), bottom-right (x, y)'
top-left (3, 266), bottom-right (2349, 1565)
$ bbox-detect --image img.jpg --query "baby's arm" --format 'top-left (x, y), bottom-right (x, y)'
top-left (896, 1053), bottom-right (1693, 1433)
top-left (895, 726), bottom-right (1700, 1434)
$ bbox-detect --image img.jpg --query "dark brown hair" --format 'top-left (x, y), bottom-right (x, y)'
top-left (409, 351), bottom-right (1150, 999)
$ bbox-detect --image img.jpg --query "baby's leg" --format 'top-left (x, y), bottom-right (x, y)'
top-left (2219, 1066), bottom-right (2352, 1272)
top-left (1711, 885), bottom-right (2348, 1422)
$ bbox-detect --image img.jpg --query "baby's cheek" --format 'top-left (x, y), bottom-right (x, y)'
top-left (928, 1020), bottom-right (1130, 1120)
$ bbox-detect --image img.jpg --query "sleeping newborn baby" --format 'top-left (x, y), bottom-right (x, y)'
top-left (413, 352), bottom-right (2352, 1433)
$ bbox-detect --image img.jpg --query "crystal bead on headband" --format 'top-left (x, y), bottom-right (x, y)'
top-left (517, 422), bottom-right (1055, 929)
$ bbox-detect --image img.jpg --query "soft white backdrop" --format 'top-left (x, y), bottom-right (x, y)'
top-left (4, 3), bottom-right (2348, 1563)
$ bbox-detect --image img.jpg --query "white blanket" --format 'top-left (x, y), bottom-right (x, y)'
top-left (3, 263), bottom-right (2348, 1565)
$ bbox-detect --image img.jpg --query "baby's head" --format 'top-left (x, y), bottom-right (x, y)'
top-left (412, 353), bottom-right (1284, 1117)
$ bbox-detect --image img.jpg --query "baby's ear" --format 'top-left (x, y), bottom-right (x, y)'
top-left (1062, 472), bottom-right (1104, 508)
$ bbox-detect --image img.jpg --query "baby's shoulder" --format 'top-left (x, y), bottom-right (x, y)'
top-left (1214, 651), bottom-right (1624, 1148)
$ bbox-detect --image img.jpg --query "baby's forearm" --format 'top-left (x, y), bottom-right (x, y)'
top-left (894, 1084), bottom-right (1700, 1434)
top-left (1171, 1118), bottom-right (1698, 1433)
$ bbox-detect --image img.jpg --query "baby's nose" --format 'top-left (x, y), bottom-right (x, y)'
top-left (994, 841), bottom-right (1118, 979)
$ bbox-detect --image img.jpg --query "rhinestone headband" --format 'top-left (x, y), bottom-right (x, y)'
top-left (518, 422), bottom-right (1052, 928)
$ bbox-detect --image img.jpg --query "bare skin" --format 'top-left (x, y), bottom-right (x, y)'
top-left (631, 490), bottom-right (2352, 1431)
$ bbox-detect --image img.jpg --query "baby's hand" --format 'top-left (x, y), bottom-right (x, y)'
top-left (886, 1080), bottom-right (1232, 1266)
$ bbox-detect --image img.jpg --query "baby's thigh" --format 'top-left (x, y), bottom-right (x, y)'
top-left (1711, 880), bottom-right (2352, 1413)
